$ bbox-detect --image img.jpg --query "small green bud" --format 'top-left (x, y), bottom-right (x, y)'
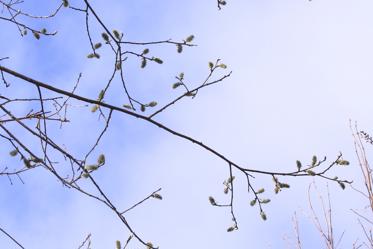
top-left (260, 211), bottom-right (267, 221)
top-left (116, 240), bottom-right (121, 249)
top-left (185, 91), bottom-right (196, 97)
top-left (116, 61), bottom-right (122, 70)
top-left (97, 90), bottom-right (105, 102)
top-left (91, 104), bottom-right (99, 113)
top-left (146, 242), bottom-right (153, 249)
top-left (148, 101), bottom-right (157, 107)
top-left (227, 226), bottom-right (235, 232)
top-left (279, 183), bottom-right (290, 188)
top-left (97, 154), bottom-right (105, 165)
top-left (172, 82), bottom-right (182, 89)
top-left (261, 199), bottom-right (271, 204)
top-left (63, 0), bottom-right (69, 7)
top-left (31, 157), bottom-right (43, 163)
top-left (177, 44), bottom-right (183, 53)
top-left (311, 155), bottom-right (317, 166)
top-left (112, 30), bottom-right (121, 40)
top-left (208, 196), bottom-right (217, 206)
top-left (140, 105), bottom-right (146, 112)
top-left (142, 48), bottom-right (149, 55)
top-left (339, 182), bottom-right (346, 190)
top-left (23, 158), bottom-right (32, 168)
top-left (219, 64), bottom-right (227, 69)
top-left (84, 165), bottom-right (98, 171)
top-left (307, 170), bottom-right (316, 176)
top-left (227, 176), bottom-right (235, 183)
top-left (41, 28), bottom-right (47, 34)
top-left (274, 186), bottom-right (280, 194)
top-left (94, 42), bottom-right (102, 49)
top-left (123, 104), bottom-right (132, 110)
top-left (296, 160), bottom-right (302, 171)
top-left (141, 58), bottom-right (147, 68)
top-left (336, 160), bottom-right (350, 166)
top-left (9, 150), bottom-right (18, 157)
top-left (152, 193), bottom-right (163, 200)
top-left (256, 188), bottom-right (265, 194)
top-left (101, 32), bottom-right (109, 42)
top-left (185, 35), bottom-right (194, 43)
top-left (208, 61), bottom-right (214, 69)
top-left (33, 31), bottom-right (40, 40)
top-left (87, 53), bottom-right (100, 59)
top-left (153, 57), bottom-right (163, 64)
top-left (250, 199), bottom-right (256, 206)
top-left (224, 186), bottom-right (229, 194)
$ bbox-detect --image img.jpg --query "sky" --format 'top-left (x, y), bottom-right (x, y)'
top-left (1, 0), bottom-right (373, 248)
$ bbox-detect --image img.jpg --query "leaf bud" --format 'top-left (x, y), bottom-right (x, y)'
top-left (336, 160), bottom-right (350, 166)
top-left (146, 242), bottom-right (154, 249)
top-left (279, 183), bottom-right (290, 188)
top-left (33, 31), bottom-right (40, 40)
top-left (224, 186), bottom-right (229, 194)
top-left (338, 182), bottom-right (346, 190)
top-left (97, 90), bottom-right (105, 102)
top-left (97, 154), bottom-right (105, 165)
top-left (261, 199), bottom-right (271, 204)
top-left (172, 82), bottom-right (182, 89)
top-left (296, 160), bottom-right (302, 171)
top-left (260, 211), bottom-right (267, 221)
top-left (84, 165), bottom-right (98, 171)
top-left (153, 57), bottom-right (163, 64)
top-left (307, 170), bottom-right (316, 176)
top-left (148, 101), bottom-right (157, 107)
top-left (141, 58), bottom-right (147, 68)
top-left (91, 105), bottom-right (99, 113)
top-left (23, 158), bottom-right (32, 168)
top-left (101, 32), bottom-right (109, 42)
top-left (94, 43), bottom-right (102, 49)
top-left (250, 199), bottom-right (256, 206)
top-left (116, 61), bottom-right (122, 70)
top-left (152, 193), bottom-right (163, 200)
top-left (63, 0), bottom-right (69, 7)
top-left (208, 196), bottom-right (217, 206)
top-left (9, 150), bottom-right (18, 157)
top-left (185, 35), bottom-right (194, 42)
top-left (123, 104), bottom-right (132, 110)
top-left (177, 44), bottom-right (183, 53)
top-left (256, 188), bottom-right (265, 194)
top-left (116, 240), bottom-right (121, 249)
top-left (113, 30), bottom-right (121, 40)
top-left (311, 155), bottom-right (317, 166)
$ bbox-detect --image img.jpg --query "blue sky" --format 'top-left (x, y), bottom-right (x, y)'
top-left (1, 0), bottom-right (373, 248)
